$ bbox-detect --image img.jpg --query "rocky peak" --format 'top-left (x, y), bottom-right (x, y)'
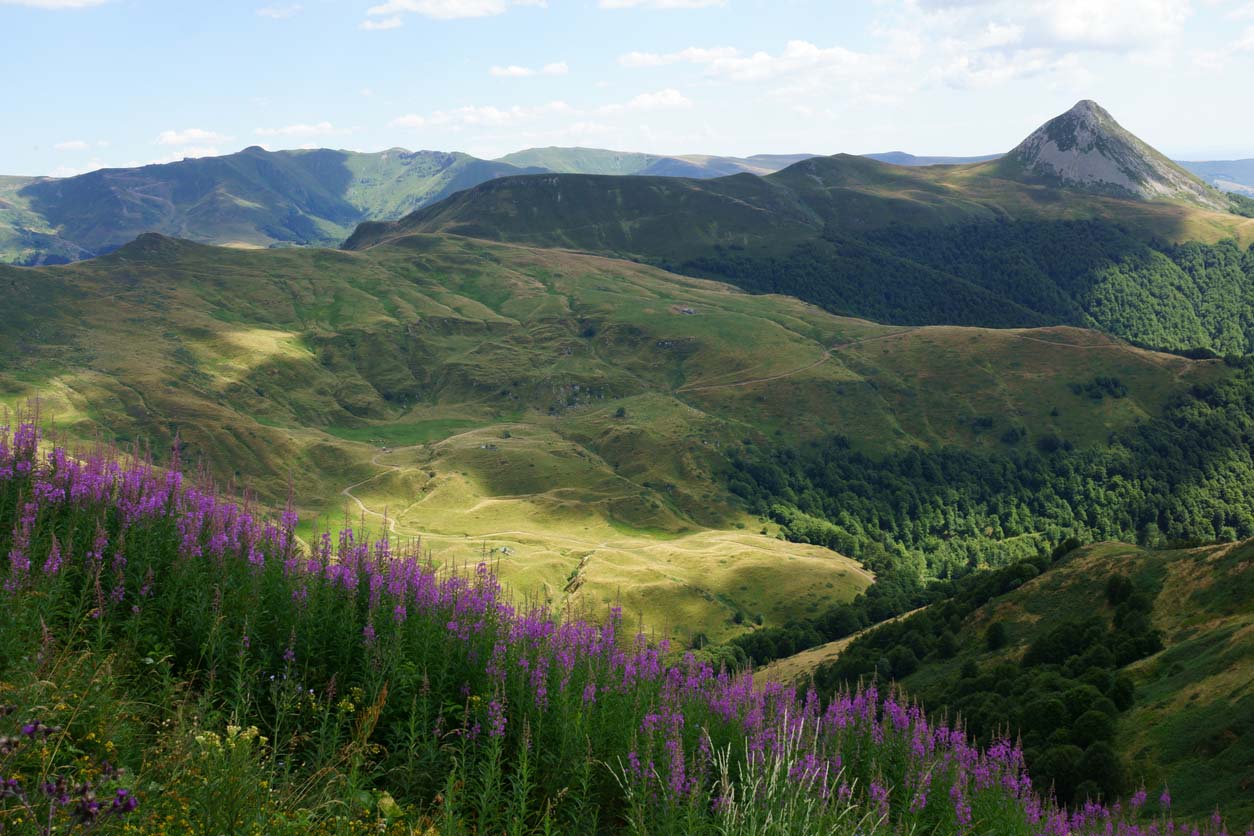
top-left (1001, 100), bottom-right (1229, 211)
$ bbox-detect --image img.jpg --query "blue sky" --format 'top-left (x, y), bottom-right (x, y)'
top-left (4, 0), bottom-right (1254, 177)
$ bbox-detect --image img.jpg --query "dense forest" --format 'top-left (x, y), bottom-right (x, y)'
top-left (685, 220), bottom-right (1254, 354)
top-left (1230, 192), bottom-right (1254, 217)
top-left (728, 358), bottom-right (1254, 576)
top-left (814, 552), bottom-right (1160, 807)
top-left (722, 360), bottom-right (1254, 667)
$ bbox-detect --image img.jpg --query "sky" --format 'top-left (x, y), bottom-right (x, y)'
top-left (3, 0), bottom-right (1254, 177)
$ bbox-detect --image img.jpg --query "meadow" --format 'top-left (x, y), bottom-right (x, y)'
top-left (1, 423), bottom-right (1240, 835)
top-left (0, 233), bottom-right (1217, 642)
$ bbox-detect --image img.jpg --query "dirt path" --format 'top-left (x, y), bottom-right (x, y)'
top-left (753, 606), bottom-right (928, 686)
top-left (675, 328), bottom-right (921, 394)
top-left (339, 449), bottom-right (404, 535)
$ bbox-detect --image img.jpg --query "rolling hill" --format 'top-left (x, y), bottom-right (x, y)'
top-left (0, 230), bottom-right (1221, 642)
top-left (777, 540), bottom-right (1253, 823)
top-left (348, 101), bottom-right (1254, 258)
top-left (1179, 158), bottom-right (1254, 196)
top-left (348, 102), bottom-right (1254, 354)
top-left (496, 147), bottom-right (817, 177)
top-left (0, 146), bottom-right (545, 264)
top-left (7, 106), bottom-right (1252, 268)
top-left (0, 146), bottom-right (813, 266)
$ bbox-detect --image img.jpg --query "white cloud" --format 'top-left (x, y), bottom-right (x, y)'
top-left (0, 0), bottom-right (106, 7)
top-left (389, 91), bottom-right (688, 147)
top-left (360, 15), bottom-right (402, 28)
top-left (51, 158), bottom-right (107, 177)
top-left (620, 41), bottom-right (873, 83)
top-left (599, 0), bottom-right (723, 7)
top-left (362, 0), bottom-right (545, 25)
top-left (1036, 0), bottom-right (1192, 49)
top-left (489, 61), bottom-right (568, 77)
top-left (931, 46), bottom-right (1081, 88)
top-left (53, 140), bottom-right (90, 151)
top-left (393, 104), bottom-right (574, 130)
top-left (255, 121), bottom-right (338, 137)
top-left (427, 100), bottom-right (573, 127)
top-left (257, 3), bottom-right (301, 18)
top-left (491, 65), bottom-right (533, 77)
top-left (618, 46), bottom-right (738, 67)
top-left (599, 88), bottom-right (693, 113)
top-left (904, 0), bottom-right (1192, 51)
top-left (155, 128), bottom-right (232, 146)
top-left (390, 114), bottom-right (427, 128)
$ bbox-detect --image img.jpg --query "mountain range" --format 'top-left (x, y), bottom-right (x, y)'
top-left (0, 146), bottom-right (814, 265)
top-left (4, 100), bottom-right (1252, 266)
top-left (4, 98), bottom-right (1254, 823)
top-left (348, 101), bottom-right (1254, 354)
top-left (866, 149), bottom-right (1254, 197)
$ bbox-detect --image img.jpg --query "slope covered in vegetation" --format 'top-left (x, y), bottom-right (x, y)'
top-left (0, 425), bottom-right (1241, 835)
top-left (349, 103), bottom-right (1254, 354)
top-left (797, 540), bottom-right (1253, 824)
top-left (0, 147), bottom-right (545, 264)
top-left (2, 233), bottom-right (1214, 642)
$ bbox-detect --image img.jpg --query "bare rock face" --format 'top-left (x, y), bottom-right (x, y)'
top-left (1002, 100), bottom-right (1229, 211)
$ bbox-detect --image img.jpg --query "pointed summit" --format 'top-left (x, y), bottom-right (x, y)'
top-left (999, 100), bottom-right (1228, 210)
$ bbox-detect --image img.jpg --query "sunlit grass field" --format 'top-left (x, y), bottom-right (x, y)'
top-left (0, 233), bottom-right (1226, 639)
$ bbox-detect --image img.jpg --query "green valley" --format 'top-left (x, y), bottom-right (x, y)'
top-left (0, 229), bottom-right (1223, 643)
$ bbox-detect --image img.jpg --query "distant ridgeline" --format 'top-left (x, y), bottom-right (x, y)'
top-left (687, 221), bottom-right (1254, 356)
top-left (347, 102), bottom-right (1254, 356)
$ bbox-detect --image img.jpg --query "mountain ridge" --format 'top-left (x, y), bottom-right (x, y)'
top-left (343, 103), bottom-right (1254, 355)
top-left (6, 101), bottom-right (1253, 265)
top-left (996, 100), bottom-right (1228, 210)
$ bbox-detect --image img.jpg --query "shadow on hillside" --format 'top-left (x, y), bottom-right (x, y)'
top-left (20, 148), bottom-right (362, 256)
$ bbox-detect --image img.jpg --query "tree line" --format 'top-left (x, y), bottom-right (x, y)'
top-left (685, 220), bottom-right (1254, 354)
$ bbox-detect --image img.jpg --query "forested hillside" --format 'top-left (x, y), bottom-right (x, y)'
top-left (728, 356), bottom-right (1254, 580)
top-left (693, 222), bottom-right (1254, 353)
top-left (343, 103), bottom-right (1254, 355)
top-left (801, 541), bottom-right (1253, 823)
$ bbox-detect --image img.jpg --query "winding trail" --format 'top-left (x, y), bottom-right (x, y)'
top-left (754, 606), bottom-right (928, 687)
top-left (675, 328), bottom-right (920, 394)
top-left (340, 448), bottom-right (404, 536)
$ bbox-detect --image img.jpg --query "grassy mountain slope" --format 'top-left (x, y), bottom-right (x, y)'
top-left (759, 540), bottom-right (1253, 822)
top-left (347, 155), bottom-right (1254, 350)
top-left (0, 232), bottom-right (1215, 639)
top-left (922, 541), bottom-right (1252, 821)
top-left (0, 175), bottom-right (94, 264)
top-left (2, 147), bottom-right (543, 264)
top-left (348, 103), bottom-right (1254, 354)
top-left (495, 146), bottom-right (816, 177)
top-left (993, 101), bottom-right (1230, 211)
top-left (360, 150), bottom-right (1253, 256)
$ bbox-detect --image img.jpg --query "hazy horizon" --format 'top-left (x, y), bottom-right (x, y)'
top-left (4, 0), bottom-right (1254, 178)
